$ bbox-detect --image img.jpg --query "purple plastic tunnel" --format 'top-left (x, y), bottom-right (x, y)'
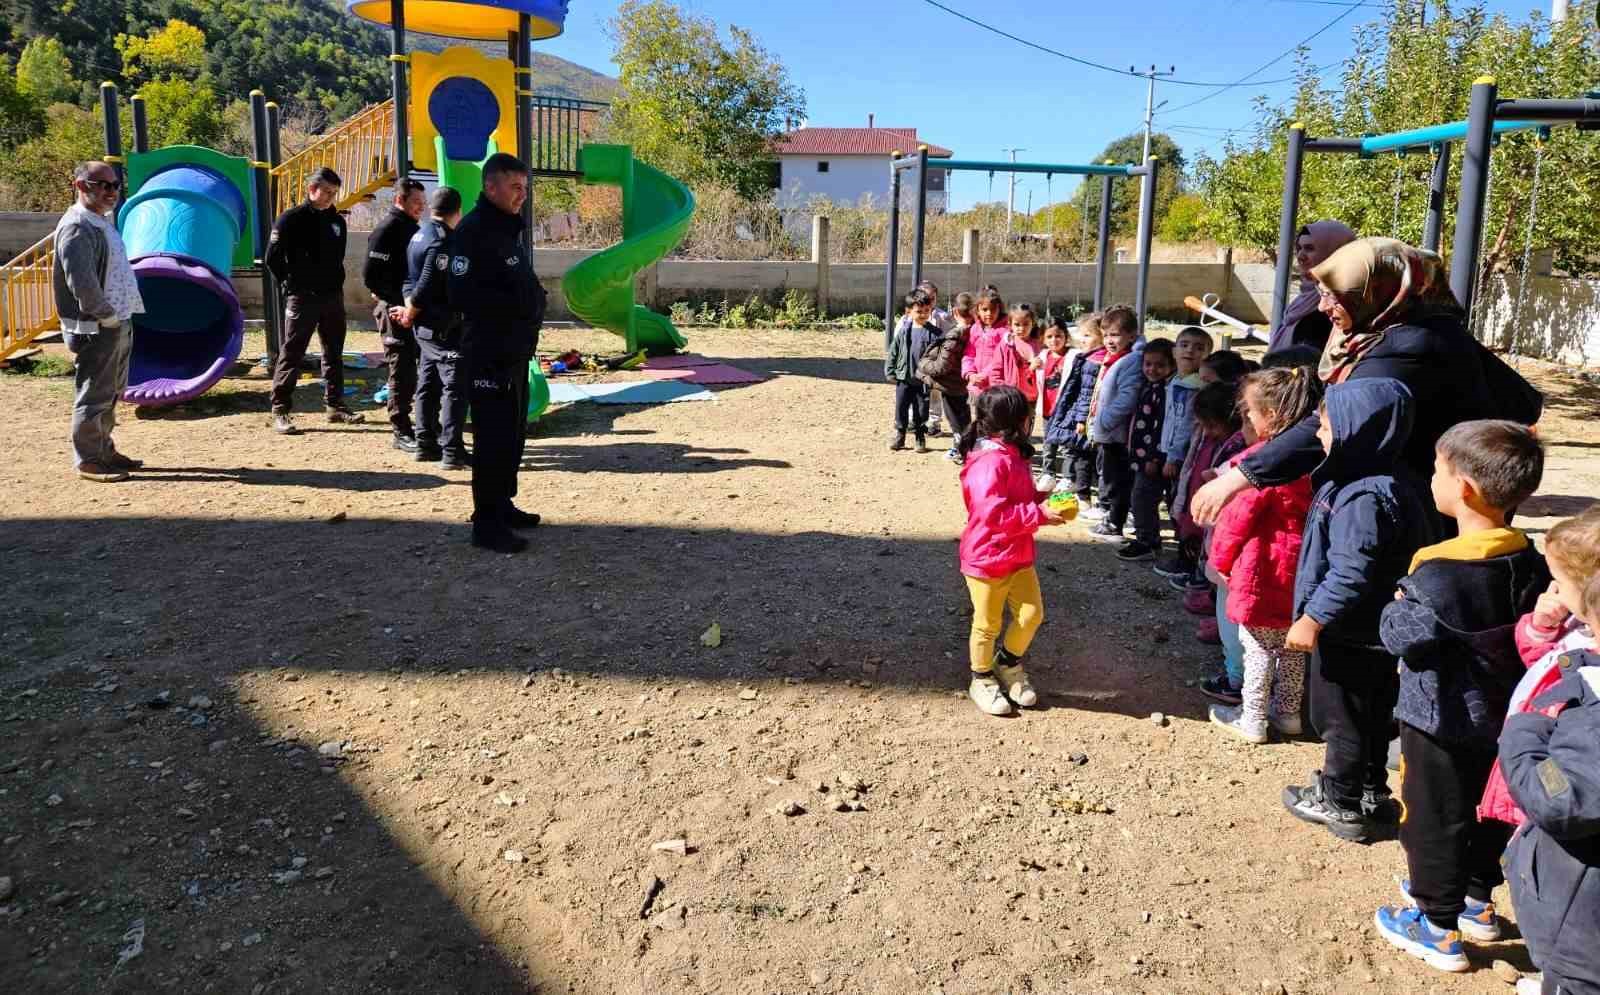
top-left (116, 163), bottom-right (248, 406)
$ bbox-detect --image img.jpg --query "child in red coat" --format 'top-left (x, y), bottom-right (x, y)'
top-left (1207, 368), bottom-right (1320, 744)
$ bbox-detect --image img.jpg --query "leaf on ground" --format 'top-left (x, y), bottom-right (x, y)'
top-left (699, 622), bottom-right (722, 648)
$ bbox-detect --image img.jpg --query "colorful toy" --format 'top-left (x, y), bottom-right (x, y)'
top-left (1046, 491), bottom-right (1080, 521)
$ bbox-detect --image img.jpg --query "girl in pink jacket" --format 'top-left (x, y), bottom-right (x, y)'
top-left (960, 287), bottom-right (1010, 399)
top-left (958, 385), bottom-right (1065, 715)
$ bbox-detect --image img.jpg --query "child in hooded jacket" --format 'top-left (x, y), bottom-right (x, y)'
top-left (1040, 312), bottom-right (1104, 501)
top-left (958, 386), bottom-right (1065, 717)
top-left (1151, 327), bottom-right (1214, 578)
top-left (1496, 586), bottom-right (1600, 995)
top-left (1121, 340), bottom-right (1177, 562)
top-left (1279, 378), bottom-right (1437, 843)
top-left (1372, 420), bottom-right (1549, 971)
top-left (1479, 503), bottom-right (1600, 828)
top-left (1207, 367), bottom-right (1320, 746)
top-left (918, 293), bottom-right (975, 457)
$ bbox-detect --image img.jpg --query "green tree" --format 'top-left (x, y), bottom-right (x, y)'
top-left (16, 37), bottom-right (75, 105)
top-left (608, 0), bottom-right (805, 200)
top-left (138, 77), bottom-right (225, 149)
top-left (1158, 192), bottom-right (1208, 243)
top-left (0, 54), bottom-right (45, 150)
top-left (0, 102), bottom-right (101, 210)
top-left (1075, 132), bottom-right (1187, 236)
top-left (1195, 1), bottom-right (1600, 276)
top-left (116, 20), bottom-right (206, 83)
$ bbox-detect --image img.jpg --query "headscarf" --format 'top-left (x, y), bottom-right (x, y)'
top-left (1311, 237), bottom-right (1463, 383)
top-left (1268, 220), bottom-right (1357, 354)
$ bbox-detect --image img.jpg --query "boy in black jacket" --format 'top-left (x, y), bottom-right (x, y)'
top-left (1501, 639), bottom-right (1600, 995)
top-left (1373, 420), bottom-right (1549, 972)
top-left (1281, 378), bottom-right (1435, 842)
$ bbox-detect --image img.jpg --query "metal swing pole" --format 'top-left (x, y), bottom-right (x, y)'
top-left (1134, 157), bottom-right (1158, 332)
top-left (1450, 76), bottom-right (1499, 315)
top-left (911, 145), bottom-right (930, 288)
top-left (1093, 170), bottom-right (1114, 310)
top-left (1422, 141), bottom-right (1451, 253)
top-left (1270, 123), bottom-right (1307, 333)
top-left (884, 153), bottom-right (903, 347)
top-left (388, 0), bottom-right (409, 178)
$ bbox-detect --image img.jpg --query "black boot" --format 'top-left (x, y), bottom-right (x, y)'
top-left (888, 431), bottom-right (906, 452)
top-left (501, 503), bottom-right (543, 529)
top-left (471, 526), bottom-right (528, 554)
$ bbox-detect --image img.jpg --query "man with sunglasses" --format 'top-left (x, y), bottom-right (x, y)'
top-left (265, 166), bottom-right (363, 435)
top-left (54, 161), bottom-right (144, 482)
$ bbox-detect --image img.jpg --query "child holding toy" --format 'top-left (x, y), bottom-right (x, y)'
top-left (958, 385), bottom-right (1065, 716)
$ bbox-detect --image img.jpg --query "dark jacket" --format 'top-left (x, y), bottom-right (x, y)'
top-left (1293, 378), bottom-right (1436, 649)
top-left (1502, 655), bottom-right (1600, 992)
top-left (886, 320), bottom-right (935, 383)
top-left (266, 201), bottom-right (347, 296)
top-left (404, 216), bottom-right (458, 345)
top-left (917, 327), bottom-right (968, 394)
top-left (363, 206), bottom-right (419, 304)
top-left (1043, 347), bottom-right (1103, 449)
top-left (1381, 531), bottom-right (1549, 746)
top-left (446, 194), bottom-right (546, 368)
top-left (1240, 316), bottom-right (1501, 492)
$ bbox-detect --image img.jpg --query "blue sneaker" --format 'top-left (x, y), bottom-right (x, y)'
top-left (1396, 879), bottom-right (1502, 941)
top-left (1374, 904), bottom-right (1469, 972)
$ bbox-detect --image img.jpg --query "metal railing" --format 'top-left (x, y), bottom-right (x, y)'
top-left (271, 100), bottom-right (397, 216)
top-left (0, 233), bottom-right (59, 364)
top-left (533, 97), bottom-right (608, 177)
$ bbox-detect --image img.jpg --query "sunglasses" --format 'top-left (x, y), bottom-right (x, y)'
top-left (82, 177), bottom-right (122, 192)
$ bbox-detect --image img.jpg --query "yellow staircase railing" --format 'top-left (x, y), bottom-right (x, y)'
top-left (272, 100), bottom-right (397, 217)
top-left (0, 233), bottom-right (60, 364)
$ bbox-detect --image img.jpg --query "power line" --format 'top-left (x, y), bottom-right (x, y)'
top-left (919, 0), bottom-right (1330, 88)
top-left (1158, 3), bottom-right (1364, 116)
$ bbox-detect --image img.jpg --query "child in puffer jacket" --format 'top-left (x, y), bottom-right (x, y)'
top-left (1040, 312), bottom-right (1104, 502)
top-left (960, 287), bottom-right (1010, 400)
top-left (957, 386), bottom-right (1065, 717)
top-left (1480, 503), bottom-right (1600, 830)
top-left (1207, 367), bottom-right (1320, 746)
top-left (1086, 305), bottom-right (1145, 541)
top-left (1499, 637), bottom-right (1600, 995)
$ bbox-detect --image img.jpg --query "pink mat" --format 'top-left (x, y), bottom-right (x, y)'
top-left (663, 363), bottom-right (767, 385)
top-left (643, 354), bottom-right (720, 369)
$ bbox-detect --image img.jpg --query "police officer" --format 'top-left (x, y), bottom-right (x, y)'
top-left (447, 153), bottom-right (546, 554)
top-left (265, 166), bottom-right (362, 434)
top-left (391, 186), bottom-right (468, 469)
top-left (364, 178), bottom-right (425, 451)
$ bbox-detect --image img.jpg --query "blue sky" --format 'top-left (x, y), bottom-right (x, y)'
top-left (545, 0), bottom-right (1548, 209)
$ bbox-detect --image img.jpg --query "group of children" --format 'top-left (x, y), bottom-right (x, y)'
top-left (913, 290), bottom-right (1600, 992)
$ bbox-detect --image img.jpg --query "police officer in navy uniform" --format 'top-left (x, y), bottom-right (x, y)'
top-left (391, 186), bottom-right (468, 469)
top-left (447, 153), bottom-right (546, 554)
top-left (265, 166), bottom-right (363, 434)
top-left (364, 177), bottom-right (425, 451)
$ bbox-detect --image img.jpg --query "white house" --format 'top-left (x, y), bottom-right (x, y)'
top-left (772, 116), bottom-right (953, 213)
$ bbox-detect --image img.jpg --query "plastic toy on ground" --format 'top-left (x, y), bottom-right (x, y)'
top-left (117, 145), bottom-right (257, 406)
top-left (561, 144), bottom-right (695, 356)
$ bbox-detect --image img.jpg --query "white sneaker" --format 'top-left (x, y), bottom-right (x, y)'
top-left (1209, 704), bottom-right (1268, 744)
top-left (969, 676), bottom-right (1013, 716)
top-left (993, 660), bottom-right (1038, 707)
top-left (1268, 711), bottom-right (1304, 737)
top-left (1517, 978), bottom-right (1543, 995)
top-left (1034, 473), bottom-right (1058, 493)
top-left (1080, 505), bottom-right (1106, 523)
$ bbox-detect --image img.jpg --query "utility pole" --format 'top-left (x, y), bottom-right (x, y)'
top-left (1551, 0), bottom-right (1569, 23)
top-left (1134, 64), bottom-right (1175, 162)
top-left (1003, 147), bottom-right (1026, 239)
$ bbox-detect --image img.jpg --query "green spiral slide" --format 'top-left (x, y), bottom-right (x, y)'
top-left (560, 144), bottom-right (694, 355)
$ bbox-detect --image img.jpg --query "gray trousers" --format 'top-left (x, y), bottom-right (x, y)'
top-left (63, 320), bottom-right (132, 468)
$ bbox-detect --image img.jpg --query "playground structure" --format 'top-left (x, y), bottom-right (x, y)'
top-left (0, 0), bottom-right (694, 414)
top-left (1271, 77), bottom-right (1600, 332)
top-left (886, 149), bottom-right (1159, 331)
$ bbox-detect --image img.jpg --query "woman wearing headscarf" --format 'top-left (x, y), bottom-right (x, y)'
top-left (1268, 220), bottom-right (1358, 355)
top-left (1192, 237), bottom-right (1506, 523)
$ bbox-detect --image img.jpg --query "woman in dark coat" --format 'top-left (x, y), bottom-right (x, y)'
top-left (1268, 220), bottom-right (1357, 356)
top-left (1192, 237), bottom-right (1529, 527)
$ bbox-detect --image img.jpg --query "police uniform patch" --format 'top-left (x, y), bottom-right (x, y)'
top-left (451, 257), bottom-right (469, 276)
top-left (435, 255), bottom-right (449, 270)
top-left (506, 255), bottom-right (519, 266)
top-left (1538, 757), bottom-right (1571, 798)
top-left (332, 223), bottom-right (342, 237)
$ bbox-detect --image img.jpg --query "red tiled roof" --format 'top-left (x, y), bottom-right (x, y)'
top-left (773, 127), bottom-right (952, 157)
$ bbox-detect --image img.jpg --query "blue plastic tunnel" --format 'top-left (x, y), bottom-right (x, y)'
top-left (116, 164), bottom-right (248, 406)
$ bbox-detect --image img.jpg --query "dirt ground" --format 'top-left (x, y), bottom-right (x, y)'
top-left (1, 325), bottom-right (1597, 995)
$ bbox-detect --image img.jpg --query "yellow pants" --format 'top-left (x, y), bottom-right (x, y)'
top-left (965, 567), bottom-right (1045, 673)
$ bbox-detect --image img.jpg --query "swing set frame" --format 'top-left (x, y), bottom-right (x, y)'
top-left (884, 147), bottom-right (1159, 334)
top-left (1271, 77), bottom-right (1600, 330)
